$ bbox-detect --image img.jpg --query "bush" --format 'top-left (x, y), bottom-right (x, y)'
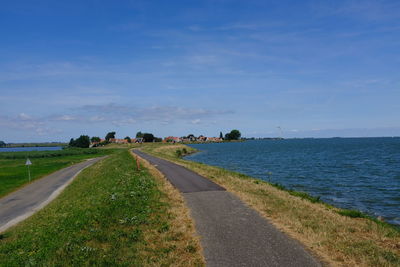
top-left (143, 133), bottom-right (155, 142)
top-left (337, 209), bottom-right (368, 218)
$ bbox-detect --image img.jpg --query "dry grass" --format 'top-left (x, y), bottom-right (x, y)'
top-left (141, 143), bottom-right (400, 267)
top-left (131, 150), bottom-right (205, 266)
top-left (97, 143), bottom-right (141, 149)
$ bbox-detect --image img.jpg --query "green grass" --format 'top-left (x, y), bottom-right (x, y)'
top-left (268, 182), bottom-right (322, 203)
top-left (0, 150), bottom-right (203, 266)
top-left (337, 209), bottom-right (369, 218)
top-left (0, 148), bottom-right (111, 197)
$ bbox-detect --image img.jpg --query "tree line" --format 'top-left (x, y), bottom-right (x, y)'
top-left (68, 131), bottom-right (162, 148)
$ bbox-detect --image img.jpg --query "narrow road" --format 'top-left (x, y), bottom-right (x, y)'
top-left (133, 150), bottom-right (321, 267)
top-left (0, 157), bottom-right (106, 233)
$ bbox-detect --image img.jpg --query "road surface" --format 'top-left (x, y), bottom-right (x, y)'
top-left (133, 150), bottom-right (321, 267)
top-left (0, 156), bottom-right (106, 233)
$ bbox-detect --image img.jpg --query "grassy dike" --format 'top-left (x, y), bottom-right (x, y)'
top-left (0, 149), bottom-right (204, 266)
top-left (140, 143), bottom-right (400, 267)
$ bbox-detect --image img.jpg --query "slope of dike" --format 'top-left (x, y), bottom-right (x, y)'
top-left (139, 143), bottom-right (400, 267)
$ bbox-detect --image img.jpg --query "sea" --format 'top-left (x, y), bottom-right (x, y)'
top-left (0, 147), bottom-right (63, 153)
top-left (186, 137), bottom-right (400, 225)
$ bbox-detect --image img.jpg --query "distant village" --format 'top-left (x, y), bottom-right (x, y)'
top-left (100, 135), bottom-right (223, 145)
top-left (92, 134), bottom-right (224, 146)
top-left (68, 130), bottom-right (241, 148)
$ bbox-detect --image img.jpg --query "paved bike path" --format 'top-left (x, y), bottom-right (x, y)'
top-left (0, 156), bottom-right (106, 233)
top-left (133, 150), bottom-right (321, 267)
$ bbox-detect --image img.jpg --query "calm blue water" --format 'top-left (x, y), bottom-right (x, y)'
top-left (0, 146), bottom-right (63, 153)
top-left (186, 138), bottom-right (400, 225)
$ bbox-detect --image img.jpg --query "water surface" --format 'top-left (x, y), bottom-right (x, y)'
top-left (0, 147), bottom-right (63, 153)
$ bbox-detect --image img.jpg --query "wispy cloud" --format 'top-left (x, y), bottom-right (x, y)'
top-left (1, 104), bottom-right (234, 139)
top-left (0, 113), bottom-right (58, 136)
top-left (312, 0), bottom-right (400, 21)
top-left (73, 103), bottom-right (234, 125)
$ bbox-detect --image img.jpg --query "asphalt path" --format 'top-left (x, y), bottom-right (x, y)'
top-left (133, 150), bottom-right (321, 267)
top-left (134, 150), bottom-right (225, 193)
top-left (0, 156), bottom-right (106, 233)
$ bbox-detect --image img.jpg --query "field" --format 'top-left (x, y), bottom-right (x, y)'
top-left (0, 149), bottom-right (204, 266)
top-left (0, 148), bottom-right (111, 197)
top-left (140, 143), bottom-right (400, 267)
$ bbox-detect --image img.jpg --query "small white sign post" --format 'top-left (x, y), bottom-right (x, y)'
top-left (25, 158), bottom-right (32, 182)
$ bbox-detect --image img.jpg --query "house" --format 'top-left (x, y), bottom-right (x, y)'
top-left (206, 137), bottom-right (222, 142)
top-left (164, 136), bottom-right (181, 143)
top-left (197, 135), bottom-right (207, 142)
top-left (109, 138), bottom-right (129, 144)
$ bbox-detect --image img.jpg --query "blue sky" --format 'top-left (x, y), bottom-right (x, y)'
top-left (1, 0), bottom-right (399, 142)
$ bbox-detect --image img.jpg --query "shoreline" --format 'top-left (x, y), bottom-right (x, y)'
top-left (186, 152), bottom-right (399, 229)
top-left (183, 144), bottom-right (400, 228)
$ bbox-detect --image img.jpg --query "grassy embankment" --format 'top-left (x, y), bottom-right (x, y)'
top-left (0, 148), bottom-right (112, 197)
top-left (140, 143), bottom-right (400, 267)
top-left (0, 149), bottom-right (204, 266)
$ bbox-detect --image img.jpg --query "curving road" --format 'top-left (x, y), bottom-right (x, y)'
top-left (0, 156), bottom-right (106, 233)
top-left (134, 150), bottom-right (321, 267)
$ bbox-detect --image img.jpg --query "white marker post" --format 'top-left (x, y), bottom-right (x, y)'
top-left (25, 158), bottom-right (32, 182)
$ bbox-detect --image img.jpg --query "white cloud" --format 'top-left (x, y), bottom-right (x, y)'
top-left (4, 104), bottom-right (233, 133)
top-left (78, 104), bottom-right (233, 124)
top-left (55, 115), bottom-right (77, 121)
top-left (0, 114), bottom-right (58, 136)
top-left (191, 119), bottom-right (201, 124)
top-left (18, 113), bottom-right (32, 120)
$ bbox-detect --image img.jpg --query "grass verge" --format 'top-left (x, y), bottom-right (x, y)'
top-left (141, 143), bottom-right (400, 267)
top-left (0, 149), bottom-right (204, 266)
top-left (0, 148), bottom-right (111, 197)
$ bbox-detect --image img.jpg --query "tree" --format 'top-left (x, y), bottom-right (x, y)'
top-left (219, 132), bottom-right (223, 139)
top-left (105, 132), bottom-right (116, 141)
top-left (91, 136), bottom-right (101, 143)
top-left (0, 141), bottom-right (6, 147)
top-left (225, 129), bottom-right (241, 140)
top-left (187, 134), bottom-right (196, 141)
top-left (69, 138), bottom-right (76, 147)
top-left (143, 133), bottom-right (154, 142)
top-left (124, 136), bottom-right (131, 143)
top-left (75, 135), bottom-right (90, 148)
top-left (136, 131), bottom-right (144, 138)
top-left (69, 135), bottom-right (90, 148)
